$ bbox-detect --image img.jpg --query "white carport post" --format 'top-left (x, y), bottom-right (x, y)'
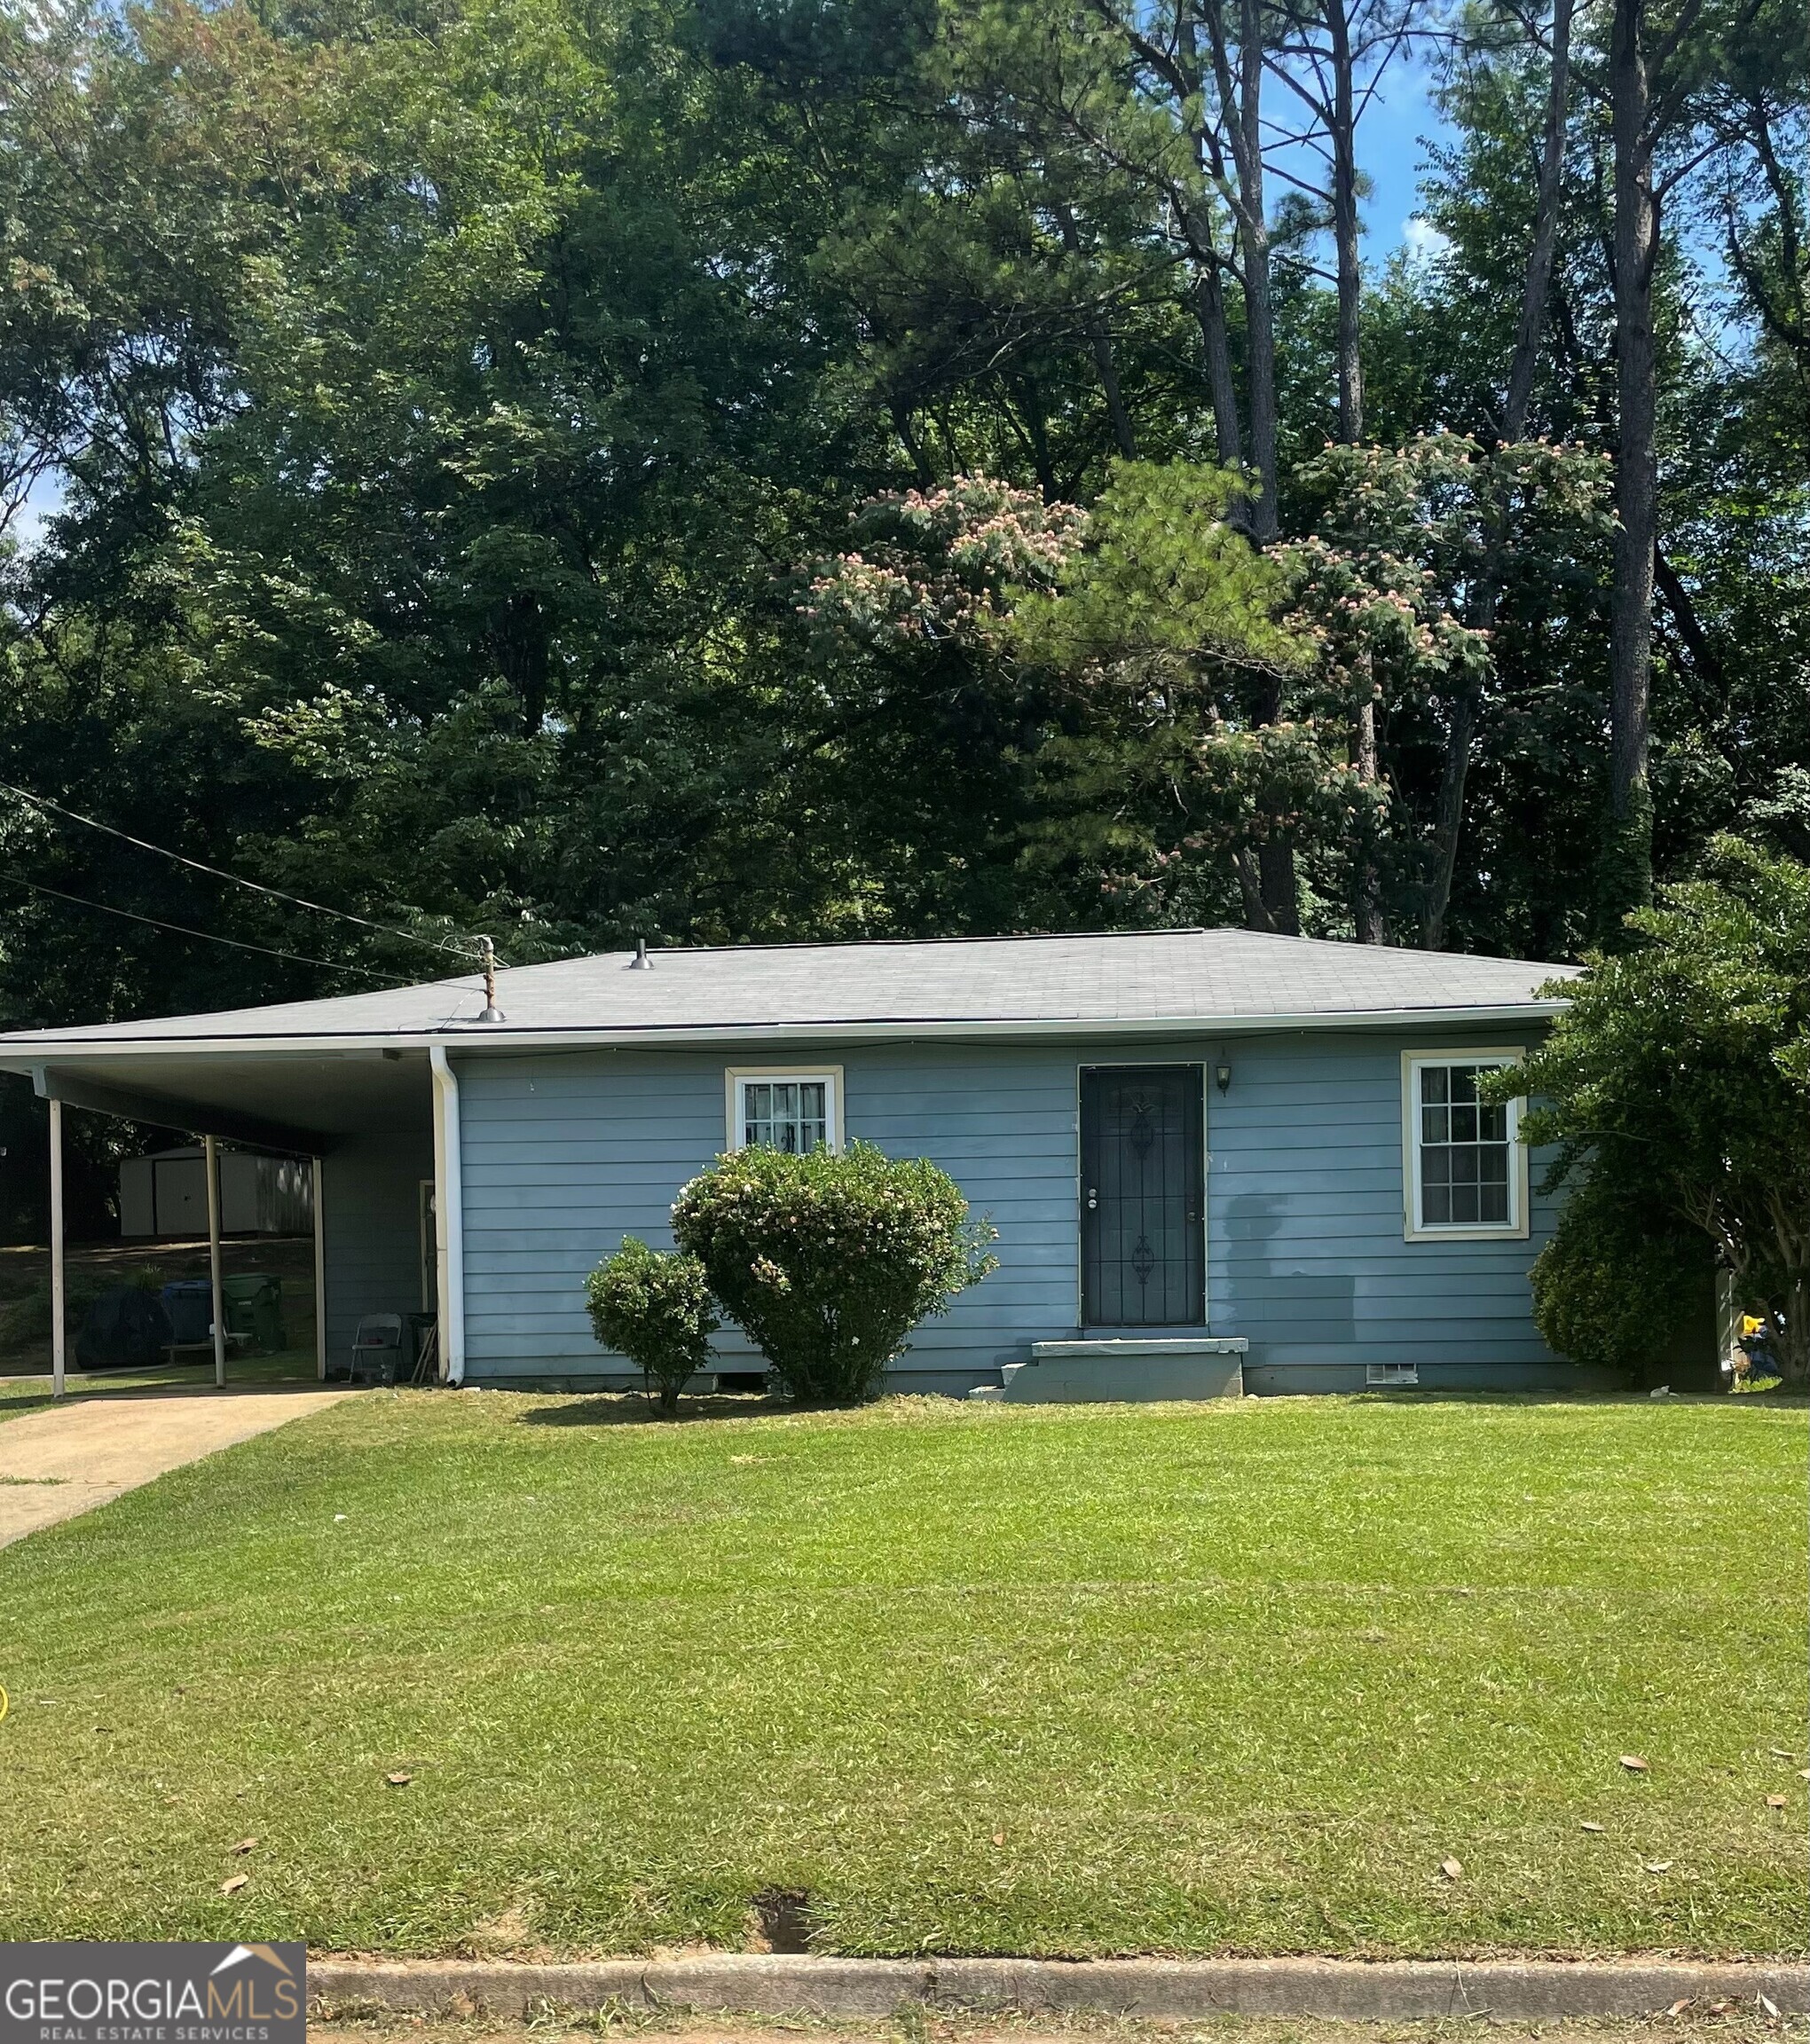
top-left (204, 1133), bottom-right (226, 1388)
top-left (429, 1046), bottom-right (466, 1384)
top-left (49, 1098), bottom-right (66, 1398)
top-left (311, 1155), bottom-right (327, 1381)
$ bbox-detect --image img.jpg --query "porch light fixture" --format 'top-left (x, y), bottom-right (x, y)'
top-left (1215, 1057), bottom-right (1232, 1094)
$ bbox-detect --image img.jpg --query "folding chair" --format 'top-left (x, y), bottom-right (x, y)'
top-left (348, 1313), bottom-right (405, 1384)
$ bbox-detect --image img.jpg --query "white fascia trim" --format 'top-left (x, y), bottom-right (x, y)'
top-left (429, 1045), bottom-right (466, 1384)
top-left (0, 1002), bottom-right (1570, 1063)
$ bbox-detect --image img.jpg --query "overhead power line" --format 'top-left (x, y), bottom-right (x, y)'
top-left (0, 870), bottom-right (414, 986)
top-left (0, 779), bottom-right (491, 964)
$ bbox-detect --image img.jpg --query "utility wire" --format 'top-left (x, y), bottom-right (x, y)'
top-left (0, 870), bottom-right (417, 986)
top-left (0, 779), bottom-right (491, 964)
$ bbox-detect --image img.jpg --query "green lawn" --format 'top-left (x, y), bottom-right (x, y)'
top-left (0, 1389), bottom-right (1803, 1960)
top-left (0, 1349), bottom-right (322, 1422)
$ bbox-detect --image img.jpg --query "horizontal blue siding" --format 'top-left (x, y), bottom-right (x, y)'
top-left (458, 1042), bottom-right (1078, 1379)
top-left (1205, 1034), bottom-right (1558, 1383)
top-left (451, 1028), bottom-right (1566, 1392)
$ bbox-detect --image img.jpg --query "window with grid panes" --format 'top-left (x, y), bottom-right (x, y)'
top-left (1416, 1060), bottom-right (1513, 1226)
top-left (738, 1077), bottom-right (830, 1153)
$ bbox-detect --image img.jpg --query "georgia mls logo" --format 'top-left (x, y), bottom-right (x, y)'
top-left (0, 1941), bottom-right (304, 2044)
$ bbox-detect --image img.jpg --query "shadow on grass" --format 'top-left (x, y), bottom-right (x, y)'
top-left (0, 1381), bottom-right (59, 1420)
top-left (0, 1352), bottom-right (326, 1420)
top-left (515, 1383), bottom-right (1809, 1427)
top-left (1345, 1385), bottom-right (1810, 1411)
top-left (518, 1390), bottom-right (792, 1427)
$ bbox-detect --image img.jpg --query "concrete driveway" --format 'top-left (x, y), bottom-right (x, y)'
top-left (0, 1384), bottom-right (359, 1547)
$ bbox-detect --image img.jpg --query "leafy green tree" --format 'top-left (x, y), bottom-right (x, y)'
top-left (1008, 460), bottom-right (1322, 928)
top-left (801, 462), bottom-right (1321, 929)
top-left (0, 0), bottom-right (1801, 1175)
top-left (1284, 432), bottom-right (1616, 949)
top-left (1505, 839), bottom-right (1810, 1384)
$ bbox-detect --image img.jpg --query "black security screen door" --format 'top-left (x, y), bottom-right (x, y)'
top-left (1080, 1065), bottom-right (1205, 1327)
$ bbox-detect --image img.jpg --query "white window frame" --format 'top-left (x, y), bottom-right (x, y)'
top-left (726, 1065), bottom-right (845, 1154)
top-left (1401, 1048), bottom-right (1529, 1242)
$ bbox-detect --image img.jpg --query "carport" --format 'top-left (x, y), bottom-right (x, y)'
top-left (8, 1042), bottom-right (453, 1396)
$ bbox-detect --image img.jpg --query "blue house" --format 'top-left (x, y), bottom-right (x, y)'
top-left (2, 928), bottom-right (1585, 1398)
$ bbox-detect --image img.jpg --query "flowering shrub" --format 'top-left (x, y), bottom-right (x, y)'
top-left (670, 1142), bottom-right (998, 1403)
top-left (585, 1237), bottom-right (720, 1415)
top-left (801, 476), bottom-right (1088, 645)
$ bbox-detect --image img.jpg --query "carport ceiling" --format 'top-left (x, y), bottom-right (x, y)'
top-left (26, 1049), bottom-right (432, 1148)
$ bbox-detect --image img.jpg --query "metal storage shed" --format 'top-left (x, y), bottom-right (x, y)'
top-left (119, 1145), bottom-right (315, 1238)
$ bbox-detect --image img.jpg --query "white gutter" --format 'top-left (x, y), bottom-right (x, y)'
top-left (429, 1045), bottom-right (466, 1385)
top-left (0, 1002), bottom-right (1573, 1063)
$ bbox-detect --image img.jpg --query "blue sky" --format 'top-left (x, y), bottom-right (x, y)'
top-left (1364, 59), bottom-right (1452, 256)
top-left (1312, 51), bottom-right (1452, 260)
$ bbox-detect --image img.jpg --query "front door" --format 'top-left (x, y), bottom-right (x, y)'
top-left (1080, 1065), bottom-right (1205, 1327)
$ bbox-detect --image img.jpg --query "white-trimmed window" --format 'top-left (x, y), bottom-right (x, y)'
top-left (727, 1067), bottom-right (843, 1154)
top-left (1402, 1050), bottom-right (1528, 1240)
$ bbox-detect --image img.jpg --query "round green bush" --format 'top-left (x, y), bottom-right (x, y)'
top-left (585, 1237), bottom-right (720, 1415)
top-left (670, 1141), bottom-right (997, 1403)
top-left (1524, 1175), bottom-right (1711, 1378)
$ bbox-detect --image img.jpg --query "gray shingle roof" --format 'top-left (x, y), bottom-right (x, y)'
top-left (0, 928), bottom-right (1578, 1050)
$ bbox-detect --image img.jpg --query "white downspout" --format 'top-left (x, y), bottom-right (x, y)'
top-left (429, 1046), bottom-right (466, 1384)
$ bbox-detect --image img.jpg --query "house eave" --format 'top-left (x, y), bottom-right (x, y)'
top-left (0, 1000), bottom-right (1570, 1065)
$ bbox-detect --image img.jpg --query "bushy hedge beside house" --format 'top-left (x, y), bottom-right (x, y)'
top-left (1493, 837), bottom-right (1809, 1384)
top-left (671, 1140), bottom-right (997, 1403)
top-left (585, 1237), bottom-right (719, 1415)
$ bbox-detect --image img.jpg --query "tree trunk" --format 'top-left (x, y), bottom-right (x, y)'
top-left (1504, 0), bottom-right (1574, 440)
top-left (1422, 687), bottom-right (1477, 949)
top-left (1237, 0), bottom-right (1279, 544)
top-left (890, 402), bottom-right (933, 488)
top-left (1604, 0), bottom-right (1658, 935)
top-left (1203, 0), bottom-right (1293, 929)
top-left (1057, 203), bottom-right (1138, 460)
top-left (494, 592), bottom-right (550, 736)
top-left (1256, 840), bottom-right (1300, 934)
top-left (1780, 1276), bottom-right (1810, 1388)
top-left (1654, 542), bottom-right (1721, 686)
top-left (1204, 0), bottom-right (1278, 539)
top-left (1173, 13), bottom-right (1245, 475)
top-left (1232, 845), bottom-right (1270, 928)
top-left (1354, 663), bottom-right (1384, 943)
top-left (1327, 0), bottom-right (1364, 445)
top-left (1421, 0), bottom-right (1573, 950)
top-left (1324, 0), bottom-right (1376, 936)
top-left (1192, 253), bottom-right (1245, 469)
top-left (1006, 373), bottom-right (1058, 496)
top-left (1089, 319), bottom-right (1139, 460)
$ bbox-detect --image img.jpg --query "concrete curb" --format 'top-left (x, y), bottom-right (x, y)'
top-left (311, 1955), bottom-right (1810, 2022)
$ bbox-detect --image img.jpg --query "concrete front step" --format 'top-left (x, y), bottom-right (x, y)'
top-left (970, 1336), bottom-right (1247, 1404)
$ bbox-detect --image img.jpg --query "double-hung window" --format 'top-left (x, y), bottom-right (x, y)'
top-left (1402, 1050), bottom-right (1527, 1239)
top-left (728, 1068), bottom-right (842, 1154)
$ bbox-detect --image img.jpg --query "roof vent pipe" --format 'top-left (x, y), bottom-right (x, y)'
top-left (476, 935), bottom-right (506, 1023)
top-left (628, 937), bottom-right (653, 971)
